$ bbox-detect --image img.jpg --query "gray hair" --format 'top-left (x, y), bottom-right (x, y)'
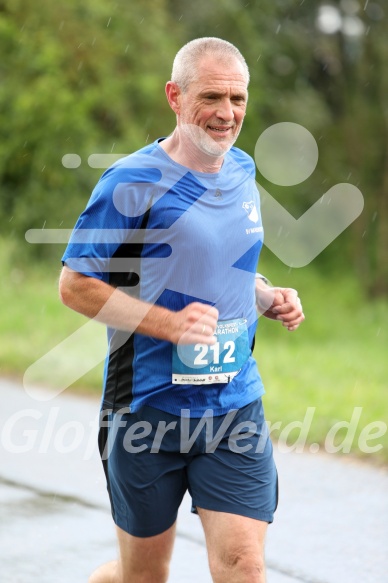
top-left (171, 37), bottom-right (250, 92)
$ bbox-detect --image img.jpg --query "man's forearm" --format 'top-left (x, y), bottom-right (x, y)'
top-left (59, 267), bottom-right (174, 339)
top-left (58, 267), bottom-right (218, 345)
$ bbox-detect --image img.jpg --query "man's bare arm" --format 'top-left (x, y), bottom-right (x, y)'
top-left (59, 266), bottom-right (218, 345)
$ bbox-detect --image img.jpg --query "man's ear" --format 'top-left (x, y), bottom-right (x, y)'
top-left (165, 81), bottom-right (182, 115)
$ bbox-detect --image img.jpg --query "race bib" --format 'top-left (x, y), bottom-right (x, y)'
top-left (172, 318), bottom-right (250, 385)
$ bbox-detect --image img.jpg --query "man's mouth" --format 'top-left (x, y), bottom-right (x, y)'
top-left (207, 125), bottom-right (232, 133)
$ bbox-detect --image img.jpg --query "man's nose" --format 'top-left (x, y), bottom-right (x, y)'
top-left (216, 99), bottom-right (234, 122)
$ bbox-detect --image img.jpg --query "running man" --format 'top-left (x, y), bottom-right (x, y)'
top-left (59, 37), bottom-right (304, 583)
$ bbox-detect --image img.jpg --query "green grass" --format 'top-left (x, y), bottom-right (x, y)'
top-left (0, 240), bottom-right (106, 391)
top-left (1, 239), bottom-right (387, 464)
top-left (254, 256), bottom-right (388, 465)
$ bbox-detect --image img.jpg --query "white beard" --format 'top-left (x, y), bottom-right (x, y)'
top-left (180, 123), bottom-right (238, 157)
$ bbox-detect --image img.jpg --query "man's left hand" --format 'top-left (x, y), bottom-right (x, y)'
top-left (256, 284), bottom-right (305, 331)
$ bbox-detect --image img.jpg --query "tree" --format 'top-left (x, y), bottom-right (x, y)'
top-left (0, 0), bottom-right (179, 257)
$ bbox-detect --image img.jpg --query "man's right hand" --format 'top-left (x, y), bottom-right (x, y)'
top-left (169, 302), bottom-right (219, 345)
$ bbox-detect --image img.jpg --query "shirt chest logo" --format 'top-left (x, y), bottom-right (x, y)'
top-left (242, 201), bottom-right (259, 223)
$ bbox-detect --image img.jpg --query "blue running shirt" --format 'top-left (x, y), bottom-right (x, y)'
top-left (62, 139), bottom-right (265, 416)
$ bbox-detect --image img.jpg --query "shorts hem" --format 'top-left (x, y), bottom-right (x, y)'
top-left (113, 513), bottom-right (178, 538)
top-left (191, 501), bottom-right (275, 524)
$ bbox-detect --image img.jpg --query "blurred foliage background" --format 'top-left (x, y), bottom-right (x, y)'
top-left (1, 0), bottom-right (387, 294)
top-left (1, 0), bottom-right (387, 460)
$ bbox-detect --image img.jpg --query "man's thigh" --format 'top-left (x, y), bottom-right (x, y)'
top-left (116, 522), bottom-right (177, 582)
top-left (198, 509), bottom-right (268, 583)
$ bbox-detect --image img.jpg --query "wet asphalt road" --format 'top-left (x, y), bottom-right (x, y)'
top-left (1, 378), bottom-right (387, 583)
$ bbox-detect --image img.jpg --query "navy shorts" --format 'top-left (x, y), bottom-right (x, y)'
top-left (98, 398), bottom-right (278, 537)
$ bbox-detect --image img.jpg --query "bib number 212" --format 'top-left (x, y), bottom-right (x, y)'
top-left (193, 341), bottom-right (235, 366)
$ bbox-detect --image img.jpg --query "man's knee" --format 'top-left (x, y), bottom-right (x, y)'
top-left (210, 548), bottom-right (266, 583)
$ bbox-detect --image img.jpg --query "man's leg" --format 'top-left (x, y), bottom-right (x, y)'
top-left (198, 508), bottom-right (268, 583)
top-left (88, 522), bottom-right (177, 583)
